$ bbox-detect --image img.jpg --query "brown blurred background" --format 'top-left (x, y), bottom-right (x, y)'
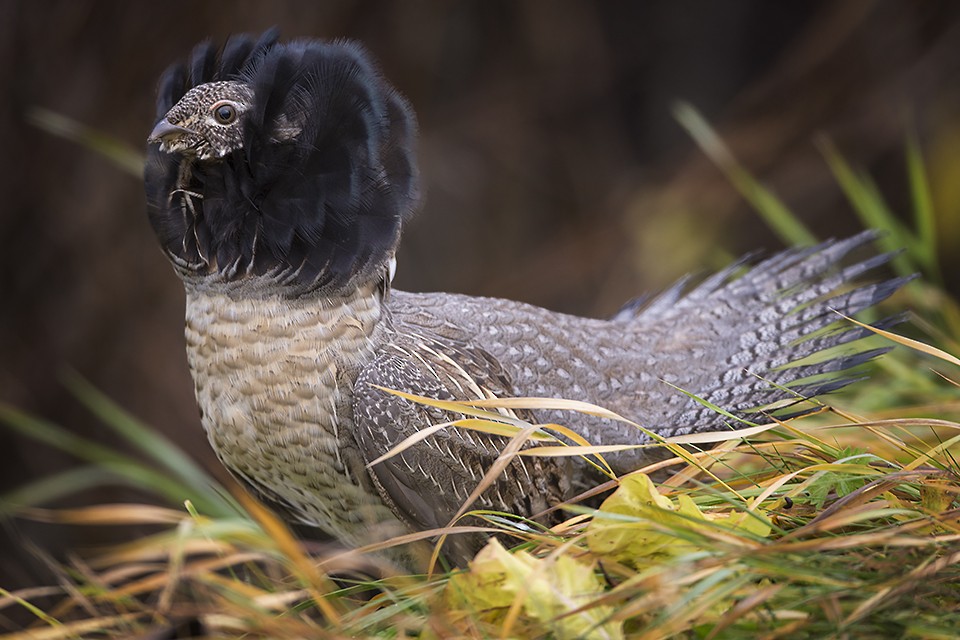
top-left (1, 0), bottom-right (959, 592)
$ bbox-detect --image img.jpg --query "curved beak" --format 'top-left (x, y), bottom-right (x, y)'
top-left (149, 119), bottom-right (193, 143)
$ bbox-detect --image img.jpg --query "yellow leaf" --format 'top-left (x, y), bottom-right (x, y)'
top-left (446, 538), bottom-right (520, 612)
top-left (587, 473), bottom-right (772, 565)
top-left (920, 479), bottom-right (954, 514)
top-left (676, 493), bottom-right (704, 517)
top-left (586, 473), bottom-right (683, 561)
top-left (708, 510), bottom-right (773, 538)
top-left (447, 539), bottom-right (623, 640)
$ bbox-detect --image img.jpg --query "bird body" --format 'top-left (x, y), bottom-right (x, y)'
top-left (145, 32), bottom-right (907, 564)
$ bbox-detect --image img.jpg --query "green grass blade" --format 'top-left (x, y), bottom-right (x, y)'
top-left (60, 371), bottom-right (240, 518)
top-left (0, 587), bottom-right (62, 627)
top-left (817, 138), bottom-right (918, 276)
top-left (27, 108), bottom-right (144, 177)
top-left (0, 403), bottom-right (143, 470)
top-left (0, 403), bottom-right (229, 516)
top-left (673, 102), bottom-right (818, 247)
top-left (1, 465), bottom-right (121, 514)
top-left (905, 130), bottom-right (941, 279)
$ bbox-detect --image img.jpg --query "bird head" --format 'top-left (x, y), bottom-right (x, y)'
top-left (145, 31), bottom-right (420, 297)
top-left (148, 81), bottom-right (254, 160)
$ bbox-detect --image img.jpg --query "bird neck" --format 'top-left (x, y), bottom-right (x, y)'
top-left (182, 280), bottom-right (385, 378)
top-left (180, 279), bottom-right (397, 545)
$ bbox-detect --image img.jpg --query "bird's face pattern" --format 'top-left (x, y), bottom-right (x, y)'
top-left (149, 81), bottom-right (253, 160)
top-left (145, 31), bottom-right (420, 296)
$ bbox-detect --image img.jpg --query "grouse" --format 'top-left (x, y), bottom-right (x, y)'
top-left (145, 31), bottom-right (908, 565)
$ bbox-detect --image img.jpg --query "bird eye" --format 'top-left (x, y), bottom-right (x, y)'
top-left (212, 102), bottom-right (238, 124)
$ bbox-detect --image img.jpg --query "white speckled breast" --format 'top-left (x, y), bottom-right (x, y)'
top-left (183, 282), bottom-right (403, 547)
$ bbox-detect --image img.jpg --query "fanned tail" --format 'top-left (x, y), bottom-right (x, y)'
top-left (629, 230), bottom-right (914, 435)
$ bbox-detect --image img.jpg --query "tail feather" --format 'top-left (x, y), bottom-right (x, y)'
top-left (760, 276), bottom-right (912, 359)
top-left (787, 312), bottom-right (907, 357)
top-left (629, 231), bottom-right (912, 441)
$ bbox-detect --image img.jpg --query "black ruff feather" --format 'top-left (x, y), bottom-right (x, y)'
top-left (145, 31), bottom-right (420, 295)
